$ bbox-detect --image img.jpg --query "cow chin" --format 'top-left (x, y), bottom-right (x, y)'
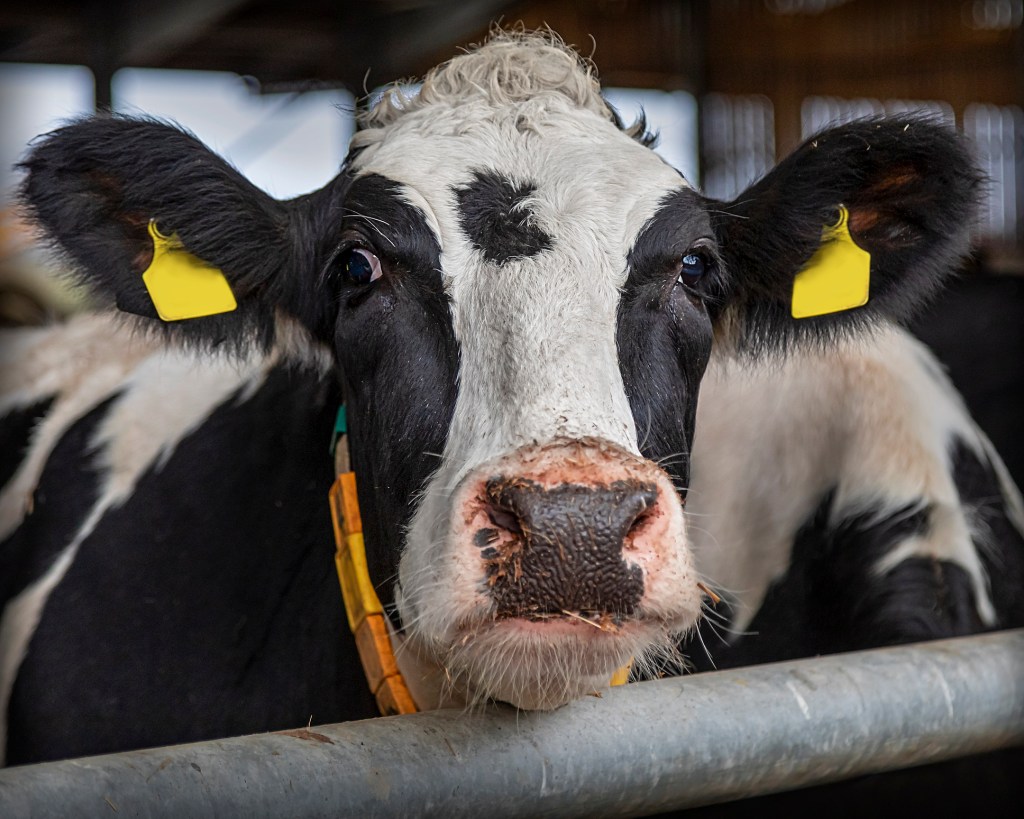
top-left (396, 589), bottom-right (701, 711)
top-left (444, 615), bottom-right (672, 710)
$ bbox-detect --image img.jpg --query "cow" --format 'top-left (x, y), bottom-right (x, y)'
top-left (2, 32), bottom-right (1022, 769)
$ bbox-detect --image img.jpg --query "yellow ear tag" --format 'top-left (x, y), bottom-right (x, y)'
top-left (791, 205), bottom-right (871, 319)
top-left (142, 220), bottom-right (237, 321)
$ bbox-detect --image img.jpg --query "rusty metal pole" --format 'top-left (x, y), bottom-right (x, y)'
top-left (1, 630), bottom-right (1023, 818)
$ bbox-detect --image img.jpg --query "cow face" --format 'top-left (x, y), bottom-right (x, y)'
top-left (335, 68), bottom-right (711, 707)
top-left (20, 34), bottom-right (980, 710)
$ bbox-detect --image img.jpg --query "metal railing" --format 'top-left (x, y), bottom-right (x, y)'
top-left (2, 630), bottom-right (1022, 818)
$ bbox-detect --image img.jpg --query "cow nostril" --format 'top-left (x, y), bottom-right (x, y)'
top-left (624, 510), bottom-right (648, 544)
top-left (486, 504), bottom-right (523, 536)
top-left (623, 487), bottom-right (658, 544)
top-left (484, 476), bottom-right (541, 538)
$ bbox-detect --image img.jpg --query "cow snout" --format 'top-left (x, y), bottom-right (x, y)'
top-left (480, 477), bottom-right (652, 617)
top-left (446, 437), bottom-right (692, 628)
top-left (403, 437), bottom-right (700, 710)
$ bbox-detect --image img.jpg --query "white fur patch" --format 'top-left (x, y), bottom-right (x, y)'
top-left (354, 31), bottom-right (621, 151)
top-left (689, 326), bottom-right (1006, 634)
top-left (0, 316), bottom-right (161, 542)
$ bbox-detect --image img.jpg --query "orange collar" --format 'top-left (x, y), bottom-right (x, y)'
top-left (329, 415), bottom-right (631, 716)
top-left (329, 469), bottom-right (418, 715)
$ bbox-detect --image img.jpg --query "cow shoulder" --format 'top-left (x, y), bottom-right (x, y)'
top-left (686, 325), bottom-right (1023, 667)
top-left (1, 315), bottom-right (371, 764)
top-left (2, 316), bottom-right (156, 590)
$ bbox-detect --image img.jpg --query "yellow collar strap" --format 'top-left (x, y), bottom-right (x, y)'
top-left (329, 470), bottom-right (418, 715)
top-left (329, 410), bottom-right (631, 716)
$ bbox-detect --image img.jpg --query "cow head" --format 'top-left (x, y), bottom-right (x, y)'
top-left (20, 33), bottom-right (980, 710)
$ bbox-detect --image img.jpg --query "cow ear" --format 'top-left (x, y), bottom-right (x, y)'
top-left (19, 114), bottom-right (333, 350)
top-left (709, 116), bottom-right (983, 353)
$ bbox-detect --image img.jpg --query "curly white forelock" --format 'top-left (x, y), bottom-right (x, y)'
top-left (351, 30), bottom-right (619, 149)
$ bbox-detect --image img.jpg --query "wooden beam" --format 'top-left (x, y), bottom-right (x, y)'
top-left (121, 0), bottom-right (250, 65)
top-left (342, 0), bottom-right (521, 89)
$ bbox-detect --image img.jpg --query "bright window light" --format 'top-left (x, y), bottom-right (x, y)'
top-left (604, 88), bottom-right (699, 185)
top-left (0, 63), bottom-right (94, 199)
top-left (1, 65), bottom-right (698, 204)
top-left (113, 68), bottom-right (355, 199)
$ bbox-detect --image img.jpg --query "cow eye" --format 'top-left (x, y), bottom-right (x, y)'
top-left (677, 251), bottom-right (711, 287)
top-left (341, 247), bottom-right (383, 284)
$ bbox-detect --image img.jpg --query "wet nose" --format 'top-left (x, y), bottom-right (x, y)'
top-left (479, 476), bottom-right (656, 618)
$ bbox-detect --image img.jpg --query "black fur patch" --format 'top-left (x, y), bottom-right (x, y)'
top-left (617, 188), bottom-right (717, 495)
top-left (0, 397), bottom-right (111, 617)
top-left (913, 274), bottom-right (1024, 491)
top-left (5, 367), bottom-right (376, 764)
top-left (682, 489), bottom-right (984, 671)
top-left (950, 436), bottom-right (1024, 628)
top-left (0, 397), bottom-right (54, 493)
top-left (332, 173), bottom-right (459, 626)
top-left (17, 114), bottom-right (353, 351)
top-left (709, 116), bottom-right (983, 355)
top-left (676, 747), bottom-right (1024, 817)
top-left (453, 170), bottom-right (553, 265)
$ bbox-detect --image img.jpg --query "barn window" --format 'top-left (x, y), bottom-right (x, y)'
top-left (964, 0), bottom-right (1024, 30)
top-left (604, 88), bottom-right (699, 186)
top-left (700, 93), bottom-right (775, 201)
top-left (113, 68), bottom-right (355, 199)
top-left (964, 103), bottom-right (1024, 245)
top-left (0, 63), bottom-right (94, 201)
top-left (801, 95), bottom-right (956, 138)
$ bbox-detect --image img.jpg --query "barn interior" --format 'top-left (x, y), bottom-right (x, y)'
top-left (1, 1), bottom-right (1022, 813)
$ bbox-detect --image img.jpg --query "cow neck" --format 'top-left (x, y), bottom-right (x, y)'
top-left (328, 405), bottom-right (632, 717)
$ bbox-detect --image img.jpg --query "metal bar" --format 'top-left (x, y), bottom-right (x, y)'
top-left (2, 630), bottom-right (1023, 818)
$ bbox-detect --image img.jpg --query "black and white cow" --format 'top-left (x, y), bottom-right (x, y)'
top-left (2, 33), bottom-right (1022, 767)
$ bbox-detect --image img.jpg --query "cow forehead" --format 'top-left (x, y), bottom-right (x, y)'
top-left (349, 96), bottom-right (691, 279)
top-left (348, 97), bottom-right (696, 468)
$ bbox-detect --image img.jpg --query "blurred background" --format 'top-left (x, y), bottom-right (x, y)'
top-left (0, 0), bottom-right (1022, 475)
